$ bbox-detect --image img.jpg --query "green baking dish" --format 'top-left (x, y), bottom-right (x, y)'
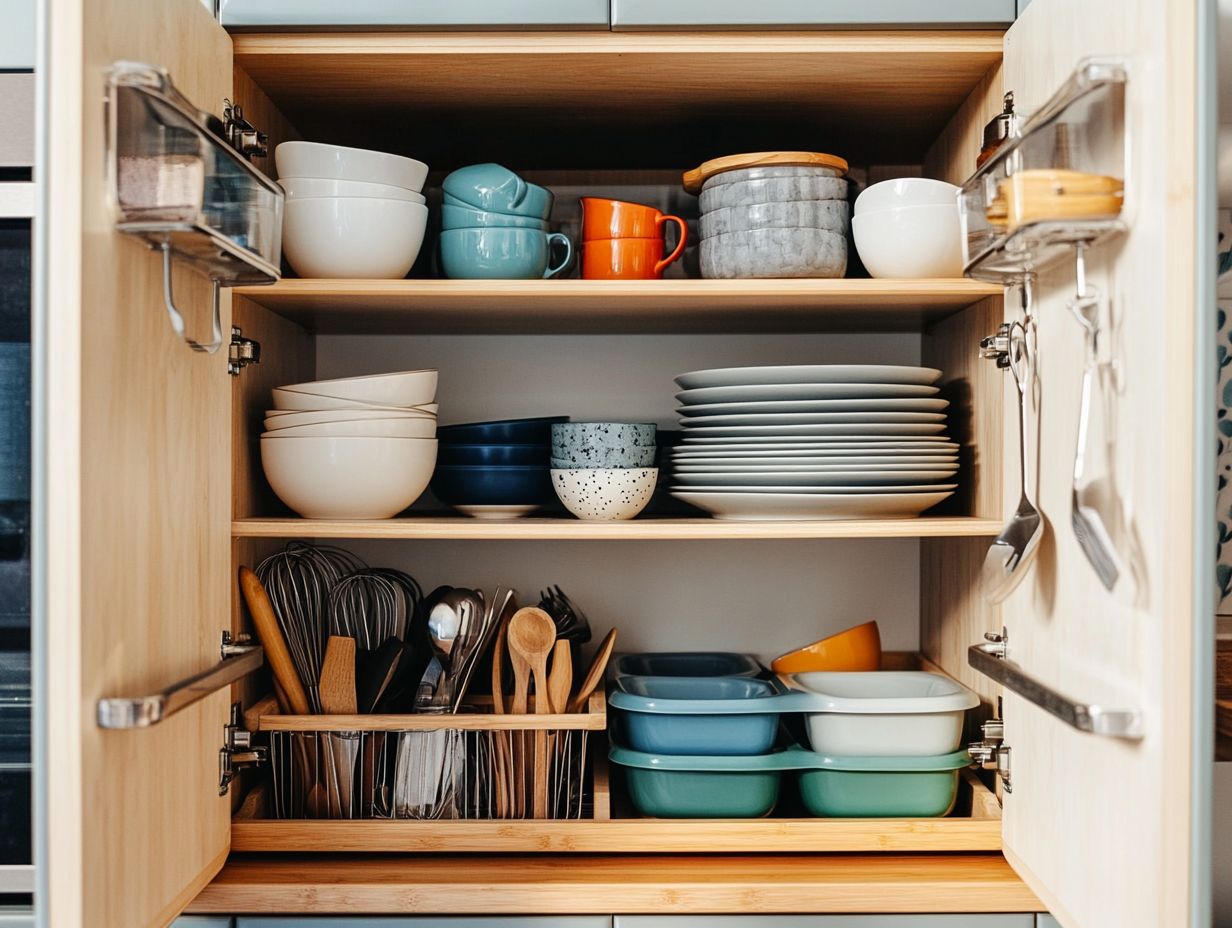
top-left (609, 743), bottom-right (971, 819)
top-left (795, 749), bottom-right (971, 817)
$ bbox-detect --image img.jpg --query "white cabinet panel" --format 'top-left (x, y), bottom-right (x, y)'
top-left (615, 917), bottom-right (1036, 927)
top-left (219, 0), bottom-right (610, 29)
top-left (0, 1), bottom-right (34, 69)
top-left (611, 0), bottom-right (1015, 28)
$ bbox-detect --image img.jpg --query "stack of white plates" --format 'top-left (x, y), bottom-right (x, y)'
top-left (260, 370), bottom-right (440, 519)
top-left (667, 365), bottom-right (958, 521)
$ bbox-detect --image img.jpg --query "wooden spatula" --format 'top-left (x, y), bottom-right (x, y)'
top-left (547, 639), bottom-right (573, 715)
top-left (239, 566), bottom-right (311, 715)
top-left (319, 636), bottom-right (358, 715)
top-left (569, 627), bottom-right (617, 713)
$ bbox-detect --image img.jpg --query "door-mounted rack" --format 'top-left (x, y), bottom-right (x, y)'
top-left (105, 61), bottom-right (283, 354)
top-left (960, 58), bottom-right (1128, 283)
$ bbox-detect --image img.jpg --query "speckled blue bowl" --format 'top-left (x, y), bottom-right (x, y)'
top-left (551, 422), bottom-right (656, 468)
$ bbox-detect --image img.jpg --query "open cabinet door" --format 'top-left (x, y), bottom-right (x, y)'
top-left (988, 1), bottom-right (1211, 927)
top-left (40, 1), bottom-right (237, 926)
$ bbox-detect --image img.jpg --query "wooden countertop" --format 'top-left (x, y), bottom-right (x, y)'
top-left (188, 853), bottom-right (1042, 914)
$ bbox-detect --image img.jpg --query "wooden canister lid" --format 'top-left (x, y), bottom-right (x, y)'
top-left (683, 151), bottom-right (849, 194)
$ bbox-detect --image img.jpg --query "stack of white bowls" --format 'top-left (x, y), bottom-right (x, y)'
top-left (275, 141), bottom-right (430, 279)
top-left (851, 179), bottom-right (964, 279)
top-left (260, 370), bottom-right (439, 520)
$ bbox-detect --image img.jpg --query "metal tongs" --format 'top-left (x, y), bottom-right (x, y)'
top-left (981, 279), bottom-right (1044, 603)
top-left (1067, 243), bottom-right (1125, 590)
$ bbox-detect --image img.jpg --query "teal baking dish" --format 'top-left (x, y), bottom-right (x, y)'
top-left (609, 743), bottom-right (971, 819)
top-left (608, 675), bottom-right (782, 755)
top-left (612, 651), bottom-right (763, 678)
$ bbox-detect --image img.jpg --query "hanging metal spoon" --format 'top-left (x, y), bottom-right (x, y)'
top-left (981, 280), bottom-right (1044, 603)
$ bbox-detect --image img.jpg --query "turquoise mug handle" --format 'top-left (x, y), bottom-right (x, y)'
top-left (543, 232), bottom-right (573, 279)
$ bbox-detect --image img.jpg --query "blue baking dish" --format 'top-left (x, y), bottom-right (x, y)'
top-left (609, 675), bottom-right (782, 755)
top-left (612, 651), bottom-right (763, 678)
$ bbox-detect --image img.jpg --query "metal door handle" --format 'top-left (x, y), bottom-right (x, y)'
top-left (968, 631), bottom-right (1143, 740)
top-left (97, 634), bottom-right (264, 729)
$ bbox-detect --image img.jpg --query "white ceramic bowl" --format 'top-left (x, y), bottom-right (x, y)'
top-left (263, 419), bottom-right (437, 439)
top-left (854, 178), bottom-right (959, 216)
top-left (275, 141), bottom-right (429, 192)
top-left (851, 203), bottom-right (964, 278)
top-left (260, 436), bottom-right (437, 519)
top-left (270, 387), bottom-right (434, 412)
top-left (550, 468), bottom-right (658, 521)
top-left (265, 414), bottom-right (437, 436)
top-left (278, 370), bottom-right (438, 408)
top-left (259, 409), bottom-right (438, 431)
top-left (279, 176), bottom-right (426, 204)
top-left (282, 197), bottom-right (428, 279)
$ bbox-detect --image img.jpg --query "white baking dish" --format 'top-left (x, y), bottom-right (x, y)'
top-left (782, 671), bottom-right (979, 756)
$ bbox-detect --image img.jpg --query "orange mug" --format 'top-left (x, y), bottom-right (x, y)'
top-left (582, 237), bottom-right (687, 280)
top-left (581, 197), bottom-right (688, 243)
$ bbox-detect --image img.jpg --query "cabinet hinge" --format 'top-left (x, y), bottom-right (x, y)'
top-left (979, 323), bottom-right (1014, 369)
top-left (969, 718), bottom-right (1012, 793)
top-left (228, 325), bottom-right (261, 376)
top-left (219, 701), bottom-right (266, 796)
top-left (222, 99), bottom-right (269, 161)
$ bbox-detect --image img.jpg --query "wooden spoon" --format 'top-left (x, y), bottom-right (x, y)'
top-left (507, 607), bottom-right (556, 818)
top-left (568, 627), bottom-right (617, 713)
top-left (319, 636), bottom-right (357, 715)
top-left (239, 566), bottom-right (311, 715)
top-left (547, 640), bottom-right (573, 715)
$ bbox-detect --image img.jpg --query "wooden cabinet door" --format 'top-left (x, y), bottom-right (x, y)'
top-left (41, 0), bottom-right (236, 925)
top-left (992, 1), bottom-right (1211, 926)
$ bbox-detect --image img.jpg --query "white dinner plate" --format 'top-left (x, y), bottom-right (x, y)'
top-left (679, 411), bottom-right (947, 427)
top-left (675, 439), bottom-right (961, 451)
top-left (675, 382), bottom-right (941, 404)
top-left (669, 453), bottom-right (960, 465)
top-left (677, 398), bottom-right (949, 417)
top-left (675, 365), bottom-right (943, 390)
top-left (673, 470), bottom-right (957, 486)
top-left (671, 489), bottom-right (955, 521)
top-left (672, 481), bottom-right (958, 493)
top-left (683, 423), bottom-right (948, 437)
top-left (674, 464), bottom-right (957, 477)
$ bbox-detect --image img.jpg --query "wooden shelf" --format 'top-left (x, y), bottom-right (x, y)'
top-left (232, 515), bottom-right (1003, 540)
top-left (232, 278), bottom-right (1003, 335)
top-left (232, 31), bottom-right (1004, 167)
top-left (189, 853), bottom-right (1040, 914)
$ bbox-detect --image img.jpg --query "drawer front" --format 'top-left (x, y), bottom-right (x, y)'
top-left (238, 920), bottom-right (612, 927)
top-left (220, 0), bottom-right (610, 28)
top-left (0, 76), bottom-right (34, 169)
top-left (614, 919), bottom-right (1037, 927)
top-left (0, 1), bottom-right (33, 69)
top-left (611, 0), bottom-right (1014, 28)
top-left (173, 920), bottom-right (234, 928)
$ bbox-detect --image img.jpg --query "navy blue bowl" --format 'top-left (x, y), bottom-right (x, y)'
top-left (437, 443), bottom-right (549, 466)
top-left (437, 416), bottom-right (568, 445)
top-left (430, 464), bottom-right (555, 505)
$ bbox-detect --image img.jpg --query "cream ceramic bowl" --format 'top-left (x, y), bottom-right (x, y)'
top-left (551, 467), bottom-right (658, 521)
top-left (278, 370), bottom-right (438, 408)
top-left (260, 436), bottom-right (437, 519)
top-left (851, 203), bottom-right (964, 278)
top-left (263, 419), bottom-right (437, 439)
top-left (853, 178), bottom-right (960, 215)
top-left (275, 141), bottom-right (429, 192)
top-left (270, 387), bottom-right (434, 412)
top-left (263, 410), bottom-right (437, 433)
top-left (279, 176), bottom-right (426, 204)
top-left (282, 197), bottom-right (428, 279)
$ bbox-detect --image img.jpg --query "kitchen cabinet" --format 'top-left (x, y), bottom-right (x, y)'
top-left (609, 0), bottom-right (1015, 30)
top-left (33, 0), bottom-right (1213, 926)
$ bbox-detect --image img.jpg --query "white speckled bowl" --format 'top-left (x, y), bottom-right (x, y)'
top-left (551, 467), bottom-right (659, 521)
top-left (699, 227), bottom-right (847, 280)
top-left (700, 199), bottom-right (849, 238)
top-left (699, 176), bottom-right (849, 213)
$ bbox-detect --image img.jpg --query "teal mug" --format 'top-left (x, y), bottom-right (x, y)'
top-left (441, 203), bottom-right (549, 231)
top-left (440, 227), bottom-right (573, 280)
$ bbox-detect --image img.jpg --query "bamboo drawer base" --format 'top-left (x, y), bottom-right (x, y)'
top-left (230, 768), bottom-right (1001, 854)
